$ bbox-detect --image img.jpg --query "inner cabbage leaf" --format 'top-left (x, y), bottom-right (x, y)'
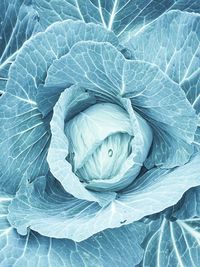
top-left (65, 102), bottom-right (152, 191)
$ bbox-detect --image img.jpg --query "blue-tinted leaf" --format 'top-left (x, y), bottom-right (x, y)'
top-left (0, 193), bottom-right (145, 267)
top-left (194, 121), bottom-right (200, 147)
top-left (124, 11), bottom-right (200, 101)
top-left (5, 19), bottom-right (118, 115)
top-left (33, 0), bottom-right (82, 29)
top-left (0, 0), bottom-right (40, 92)
top-left (8, 154), bottom-right (200, 241)
top-left (0, 93), bottom-right (50, 195)
top-left (46, 41), bottom-right (197, 168)
top-left (36, 20), bottom-right (118, 116)
top-left (34, 0), bottom-right (200, 41)
top-left (45, 41), bottom-right (125, 96)
top-left (168, 186), bottom-right (200, 220)
top-left (125, 10), bottom-right (200, 149)
top-left (139, 215), bottom-right (200, 267)
top-left (171, 0), bottom-right (200, 13)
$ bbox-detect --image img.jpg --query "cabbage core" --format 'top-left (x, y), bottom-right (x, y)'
top-left (77, 132), bottom-right (133, 182)
top-left (65, 102), bottom-right (152, 191)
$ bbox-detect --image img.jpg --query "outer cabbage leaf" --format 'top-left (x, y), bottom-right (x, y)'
top-left (33, 0), bottom-right (200, 41)
top-left (0, 93), bottom-right (50, 195)
top-left (138, 215), bottom-right (200, 267)
top-left (0, 193), bottom-right (145, 267)
top-left (8, 154), bottom-right (200, 242)
top-left (124, 10), bottom-right (200, 148)
top-left (168, 186), bottom-right (200, 220)
top-left (0, 0), bottom-right (40, 92)
top-left (1, 21), bottom-right (118, 195)
top-left (46, 41), bottom-right (197, 168)
top-left (124, 11), bottom-right (199, 95)
top-left (138, 165), bottom-right (200, 267)
top-left (5, 19), bottom-right (118, 115)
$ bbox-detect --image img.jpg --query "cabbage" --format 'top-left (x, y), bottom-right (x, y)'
top-left (0, 1), bottom-right (200, 266)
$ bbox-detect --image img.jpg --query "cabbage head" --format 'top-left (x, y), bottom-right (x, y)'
top-left (0, 1), bottom-right (200, 266)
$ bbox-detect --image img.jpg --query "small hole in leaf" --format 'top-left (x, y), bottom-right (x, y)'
top-left (108, 149), bottom-right (113, 157)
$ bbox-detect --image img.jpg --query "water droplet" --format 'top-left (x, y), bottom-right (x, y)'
top-left (108, 149), bottom-right (113, 157)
